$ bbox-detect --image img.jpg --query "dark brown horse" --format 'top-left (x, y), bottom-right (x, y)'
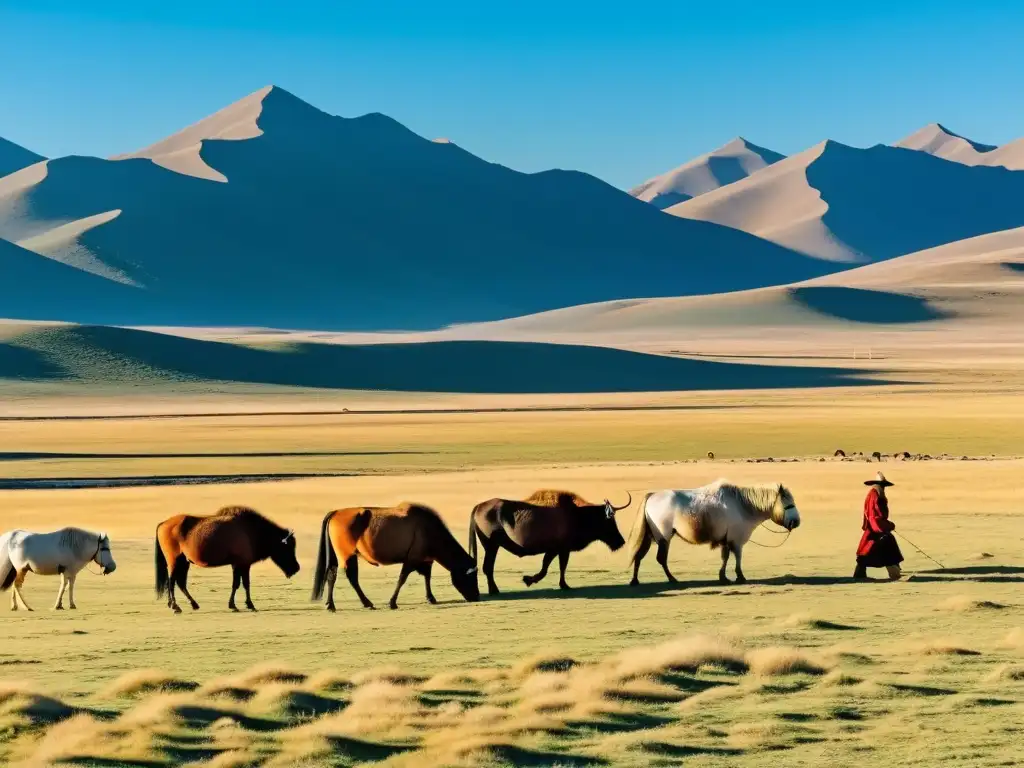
top-left (310, 503), bottom-right (479, 611)
top-left (468, 489), bottom-right (630, 594)
top-left (155, 506), bottom-right (299, 614)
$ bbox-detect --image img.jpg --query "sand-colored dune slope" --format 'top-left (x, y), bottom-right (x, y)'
top-left (896, 123), bottom-right (1024, 170)
top-left (0, 136), bottom-right (43, 178)
top-left (668, 139), bottom-right (1024, 263)
top-left (444, 227), bottom-right (1024, 343)
top-left (629, 137), bottom-right (785, 209)
top-left (0, 86), bottom-right (830, 331)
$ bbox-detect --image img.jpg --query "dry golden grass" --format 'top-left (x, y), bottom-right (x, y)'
top-left (2, 624), bottom-right (1021, 767)
top-left (939, 595), bottom-right (1009, 612)
top-left (745, 646), bottom-right (830, 676)
top-left (98, 669), bottom-right (199, 699)
top-left (1, 387), bottom-right (1023, 766)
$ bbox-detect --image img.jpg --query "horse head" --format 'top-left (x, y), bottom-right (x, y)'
top-left (95, 533), bottom-right (117, 575)
top-left (776, 486), bottom-right (801, 531)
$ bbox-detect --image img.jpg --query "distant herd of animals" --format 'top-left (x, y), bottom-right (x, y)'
top-left (0, 480), bottom-right (801, 613)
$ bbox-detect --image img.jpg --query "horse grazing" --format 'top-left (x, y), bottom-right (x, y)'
top-left (155, 506), bottom-right (299, 614)
top-left (627, 479), bottom-right (800, 585)
top-left (310, 503), bottom-right (479, 610)
top-left (0, 528), bottom-right (116, 611)
top-left (468, 490), bottom-right (630, 594)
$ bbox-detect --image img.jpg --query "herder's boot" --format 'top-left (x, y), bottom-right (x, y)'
top-left (853, 564), bottom-right (868, 580)
top-left (886, 565), bottom-right (902, 581)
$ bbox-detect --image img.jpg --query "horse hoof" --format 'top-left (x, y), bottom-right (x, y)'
top-left (629, 579), bottom-right (640, 587)
top-left (488, 588), bottom-right (500, 596)
top-left (172, 605), bottom-right (182, 614)
top-left (363, 604), bottom-right (376, 610)
top-left (735, 577), bottom-right (747, 585)
top-left (246, 605), bottom-right (258, 612)
top-left (69, 605), bottom-right (76, 610)
top-left (427, 596), bottom-right (438, 605)
top-left (326, 604), bottom-right (336, 613)
top-left (54, 605), bottom-right (64, 611)
top-left (190, 603), bottom-right (200, 611)
top-left (522, 576), bottom-right (533, 587)
top-left (559, 583), bottom-right (572, 591)
top-left (389, 602), bottom-right (398, 610)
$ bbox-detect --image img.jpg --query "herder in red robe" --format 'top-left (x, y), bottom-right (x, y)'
top-left (854, 472), bottom-right (904, 580)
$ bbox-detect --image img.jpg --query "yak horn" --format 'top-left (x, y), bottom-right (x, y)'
top-left (613, 492), bottom-right (632, 511)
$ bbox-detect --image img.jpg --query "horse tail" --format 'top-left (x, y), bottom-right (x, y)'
top-left (627, 492), bottom-right (654, 565)
top-left (310, 510), bottom-right (339, 602)
top-left (467, 507), bottom-right (479, 563)
top-left (154, 525), bottom-right (169, 598)
top-left (0, 535), bottom-right (15, 592)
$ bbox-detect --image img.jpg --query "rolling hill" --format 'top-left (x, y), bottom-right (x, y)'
top-left (0, 86), bottom-right (829, 331)
top-left (0, 137), bottom-right (43, 178)
top-left (667, 140), bottom-right (1024, 263)
top-left (0, 322), bottom-right (870, 393)
top-left (629, 138), bottom-right (784, 209)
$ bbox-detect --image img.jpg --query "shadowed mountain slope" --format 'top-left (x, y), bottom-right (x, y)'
top-left (446, 227), bottom-right (1024, 337)
top-left (0, 137), bottom-right (44, 178)
top-left (0, 237), bottom-right (168, 324)
top-left (0, 87), bottom-right (827, 330)
top-left (668, 141), bottom-right (1024, 263)
top-left (629, 138), bottom-right (784, 209)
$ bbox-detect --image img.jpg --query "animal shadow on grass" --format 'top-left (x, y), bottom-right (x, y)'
top-left (910, 566), bottom-right (1024, 584)
top-left (486, 575), bottom-right (857, 603)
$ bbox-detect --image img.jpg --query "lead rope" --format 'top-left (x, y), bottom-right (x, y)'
top-left (893, 530), bottom-right (946, 570)
top-left (746, 521), bottom-right (793, 548)
top-left (84, 537), bottom-right (107, 575)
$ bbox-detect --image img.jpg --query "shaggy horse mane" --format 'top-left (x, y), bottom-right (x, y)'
top-left (58, 527), bottom-right (106, 558)
top-left (713, 480), bottom-right (790, 521)
top-left (213, 506), bottom-right (287, 534)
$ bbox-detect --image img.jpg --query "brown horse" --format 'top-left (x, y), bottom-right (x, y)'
top-left (468, 489), bottom-right (630, 594)
top-left (155, 506), bottom-right (299, 614)
top-left (310, 503), bottom-right (479, 611)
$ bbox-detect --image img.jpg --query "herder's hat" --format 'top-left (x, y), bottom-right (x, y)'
top-left (864, 471), bottom-right (895, 487)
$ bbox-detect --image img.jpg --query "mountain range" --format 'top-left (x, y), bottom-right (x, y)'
top-left (2, 92), bottom-right (1023, 332)
top-left (0, 86), bottom-right (825, 330)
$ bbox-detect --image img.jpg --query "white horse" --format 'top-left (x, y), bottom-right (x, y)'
top-left (0, 528), bottom-right (117, 611)
top-left (627, 479), bottom-right (800, 585)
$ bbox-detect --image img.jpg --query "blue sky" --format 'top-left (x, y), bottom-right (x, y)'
top-left (2, 1), bottom-right (1022, 189)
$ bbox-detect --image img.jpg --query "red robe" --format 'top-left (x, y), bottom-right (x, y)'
top-left (856, 488), bottom-right (902, 565)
